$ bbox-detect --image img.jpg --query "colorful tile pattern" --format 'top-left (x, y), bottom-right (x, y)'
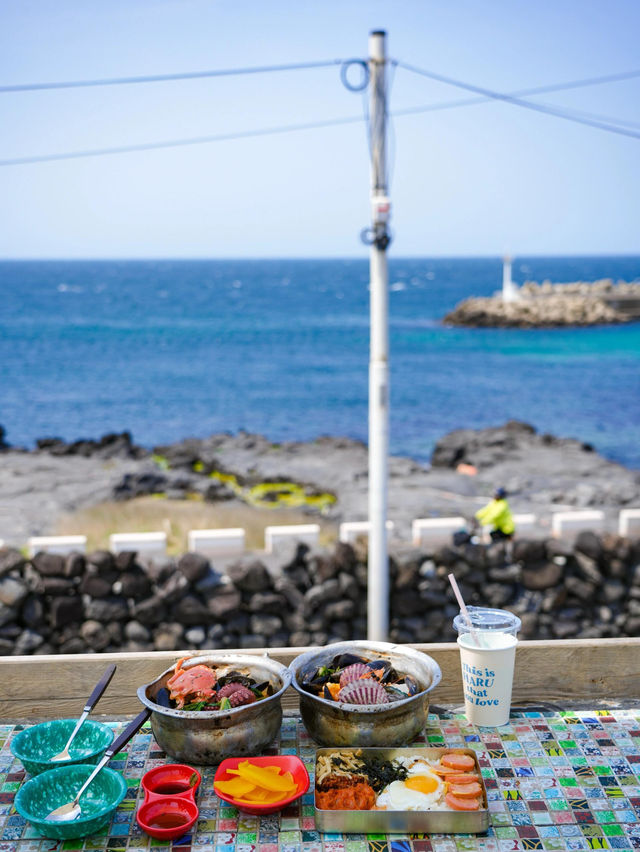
top-left (0, 707), bottom-right (638, 850)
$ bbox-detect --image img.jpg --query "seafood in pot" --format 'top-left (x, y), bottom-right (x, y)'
top-left (300, 652), bottom-right (421, 706)
top-left (156, 657), bottom-right (274, 712)
top-left (167, 657), bottom-right (218, 709)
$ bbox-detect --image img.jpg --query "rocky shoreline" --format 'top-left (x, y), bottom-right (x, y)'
top-left (444, 279), bottom-right (640, 328)
top-left (1, 421), bottom-right (639, 547)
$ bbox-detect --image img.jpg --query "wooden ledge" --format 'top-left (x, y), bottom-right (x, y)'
top-left (1, 638), bottom-right (638, 720)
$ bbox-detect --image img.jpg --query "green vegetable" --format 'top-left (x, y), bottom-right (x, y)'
top-left (183, 700), bottom-right (208, 711)
top-left (317, 665), bottom-right (336, 678)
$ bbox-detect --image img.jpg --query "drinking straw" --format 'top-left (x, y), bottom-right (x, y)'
top-left (448, 573), bottom-right (481, 647)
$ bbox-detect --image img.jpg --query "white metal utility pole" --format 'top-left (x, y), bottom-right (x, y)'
top-left (367, 30), bottom-right (391, 641)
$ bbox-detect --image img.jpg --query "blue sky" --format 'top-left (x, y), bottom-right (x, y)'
top-left (1, 0), bottom-right (639, 258)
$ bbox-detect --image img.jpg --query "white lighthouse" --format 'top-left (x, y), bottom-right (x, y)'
top-left (502, 254), bottom-right (519, 303)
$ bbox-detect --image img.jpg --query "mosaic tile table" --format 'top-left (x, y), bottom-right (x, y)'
top-left (1, 707), bottom-right (639, 852)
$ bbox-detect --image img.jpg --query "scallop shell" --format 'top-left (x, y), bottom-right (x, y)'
top-left (338, 679), bottom-right (390, 705)
top-left (339, 663), bottom-right (371, 688)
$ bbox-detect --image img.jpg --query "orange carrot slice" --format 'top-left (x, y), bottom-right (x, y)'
top-left (445, 792), bottom-right (481, 811)
top-left (325, 682), bottom-right (341, 701)
top-left (440, 753), bottom-right (475, 771)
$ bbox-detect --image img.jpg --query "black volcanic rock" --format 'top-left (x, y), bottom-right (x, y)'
top-left (36, 431), bottom-right (147, 459)
top-left (432, 421), bottom-right (547, 469)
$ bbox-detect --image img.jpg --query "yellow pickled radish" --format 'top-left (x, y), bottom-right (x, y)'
top-left (236, 761), bottom-right (296, 792)
top-left (234, 789), bottom-right (285, 804)
top-left (240, 787), bottom-right (268, 801)
top-left (214, 776), bottom-right (256, 797)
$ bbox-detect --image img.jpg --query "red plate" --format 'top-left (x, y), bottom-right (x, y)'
top-left (214, 755), bottom-right (310, 815)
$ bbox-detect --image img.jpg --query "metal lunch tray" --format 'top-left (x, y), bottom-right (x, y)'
top-left (314, 747), bottom-right (489, 835)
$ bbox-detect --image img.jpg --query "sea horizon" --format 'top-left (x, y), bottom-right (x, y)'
top-left (3, 252), bottom-right (640, 262)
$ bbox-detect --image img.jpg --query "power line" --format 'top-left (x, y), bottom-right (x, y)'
top-left (0, 59), bottom-right (346, 93)
top-left (3, 59), bottom-right (638, 98)
top-left (392, 69), bottom-right (640, 124)
top-left (532, 102), bottom-right (640, 132)
top-left (1, 65), bottom-right (639, 167)
top-left (395, 60), bottom-right (640, 140)
top-left (0, 115), bottom-right (366, 167)
top-left (506, 68), bottom-right (640, 96)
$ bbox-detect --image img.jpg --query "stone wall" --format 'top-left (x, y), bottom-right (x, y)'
top-left (0, 530), bottom-right (638, 655)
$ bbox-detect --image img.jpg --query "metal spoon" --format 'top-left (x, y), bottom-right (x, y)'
top-left (50, 664), bottom-right (117, 762)
top-left (46, 708), bottom-right (151, 822)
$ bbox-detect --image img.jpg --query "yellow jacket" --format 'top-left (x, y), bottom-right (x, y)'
top-left (475, 498), bottom-right (515, 535)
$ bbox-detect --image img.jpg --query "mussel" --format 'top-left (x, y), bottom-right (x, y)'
top-left (330, 652), bottom-right (368, 670)
top-left (217, 671), bottom-right (255, 689)
top-left (404, 674), bottom-right (420, 696)
top-left (382, 675), bottom-right (421, 701)
top-left (153, 687), bottom-right (173, 708)
top-left (301, 664), bottom-right (341, 694)
top-left (384, 685), bottom-right (411, 702)
top-left (365, 659), bottom-right (395, 683)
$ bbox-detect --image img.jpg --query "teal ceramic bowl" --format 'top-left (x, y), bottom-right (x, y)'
top-left (10, 719), bottom-right (114, 776)
top-left (14, 763), bottom-right (127, 839)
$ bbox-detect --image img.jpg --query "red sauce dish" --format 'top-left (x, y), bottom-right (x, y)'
top-left (141, 763), bottom-right (201, 800)
top-left (136, 797), bottom-right (198, 840)
top-left (137, 763), bottom-right (201, 840)
top-left (214, 755), bottom-right (310, 815)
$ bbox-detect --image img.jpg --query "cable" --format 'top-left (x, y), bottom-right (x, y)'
top-left (382, 67), bottom-right (640, 131)
top-left (2, 64), bottom-right (639, 166)
top-left (386, 60), bottom-right (398, 189)
top-left (340, 60), bottom-right (369, 92)
top-left (530, 103), bottom-right (640, 131)
top-left (394, 92), bottom-right (640, 132)
top-left (0, 114), bottom-right (366, 167)
top-left (0, 59), bottom-right (346, 93)
top-left (395, 60), bottom-right (640, 141)
top-left (392, 71), bottom-right (640, 122)
top-left (504, 67), bottom-right (640, 96)
top-left (4, 60), bottom-right (637, 97)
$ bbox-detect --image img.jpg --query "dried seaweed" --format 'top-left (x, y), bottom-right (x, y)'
top-left (333, 754), bottom-right (408, 794)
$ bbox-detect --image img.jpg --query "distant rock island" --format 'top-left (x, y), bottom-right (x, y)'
top-left (444, 279), bottom-right (640, 328)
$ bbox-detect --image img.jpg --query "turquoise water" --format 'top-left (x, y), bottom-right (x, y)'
top-left (1, 256), bottom-right (639, 467)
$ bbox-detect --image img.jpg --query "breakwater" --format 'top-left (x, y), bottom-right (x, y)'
top-left (444, 279), bottom-right (640, 327)
top-left (0, 529), bottom-right (638, 655)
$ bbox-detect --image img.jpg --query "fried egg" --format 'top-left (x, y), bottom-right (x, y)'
top-left (375, 758), bottom-right (445, 810)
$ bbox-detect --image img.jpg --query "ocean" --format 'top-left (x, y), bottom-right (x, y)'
top-left (1, 256), bottom-right (639, 469)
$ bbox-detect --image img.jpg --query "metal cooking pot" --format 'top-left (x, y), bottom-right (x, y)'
top-left (137, 654), bottom-right (291, 765)
top-left (289, 641), bottom-right (442, 747)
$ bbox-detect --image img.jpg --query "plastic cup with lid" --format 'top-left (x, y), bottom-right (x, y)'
top-left (453, 607), bottom-right (521, 727)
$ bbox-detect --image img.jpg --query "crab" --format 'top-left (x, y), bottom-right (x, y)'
top-left (166, 657), bottom-right (218, 709)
